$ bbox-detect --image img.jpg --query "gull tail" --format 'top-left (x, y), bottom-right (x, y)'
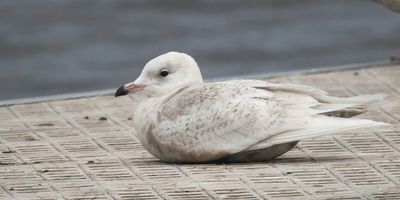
top-left (246, 117), bottom-right (388, 151)
top-left (262, 82), bottom-right (387, 117)
top-left (312, 93), bottom-right (387, 118)
top-left (260, 82), bottom-right (386, 104)
top-left (246, 82), bottom-right (389, 151)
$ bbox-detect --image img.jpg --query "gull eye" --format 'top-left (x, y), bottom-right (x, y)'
top-left (160, 70), bottom-right (169, 77)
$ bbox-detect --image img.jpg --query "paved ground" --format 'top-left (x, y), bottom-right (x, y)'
top-left (0, 63), bottom-right (399, 199)
top-left (1, 0), bottom-right (400, 100)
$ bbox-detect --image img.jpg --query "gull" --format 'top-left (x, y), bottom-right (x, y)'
top-left (115, 52), bottom-right (387, 163)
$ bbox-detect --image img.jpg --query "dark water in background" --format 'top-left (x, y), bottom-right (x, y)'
top-left (0, 0), bottom-right (399, 101)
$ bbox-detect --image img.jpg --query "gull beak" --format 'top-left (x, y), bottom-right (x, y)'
top-left (115, 82), bottom-right (146, 97)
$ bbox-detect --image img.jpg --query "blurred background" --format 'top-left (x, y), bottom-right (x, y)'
top-left (1, 0), bottom-right (400, 101)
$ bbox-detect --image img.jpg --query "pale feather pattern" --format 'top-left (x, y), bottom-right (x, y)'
top-left (133, 80), bottom-right (386, 163)
top-left (119, 52), bottom-right (387, 163)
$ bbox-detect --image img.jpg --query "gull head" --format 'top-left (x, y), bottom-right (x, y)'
top-left (115, 52), bottom-right (203, 98)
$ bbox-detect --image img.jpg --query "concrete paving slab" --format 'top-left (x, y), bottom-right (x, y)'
top-left (0, 63), bottom-right (399, 199)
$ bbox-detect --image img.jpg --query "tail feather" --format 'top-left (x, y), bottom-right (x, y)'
top-left (313, 103), bottom-right (361, 114)
top-left (245, 82), bottom-right (389, 152)
top-left (259, 83), bottom-right (386, 104)
top-left (316, 93), bottom-right (387, 104)
top-left (313, 103), bottom-right (366, 118)
top-left (263, 82), bottom-right (387, 117)
top-left (245, 117), bottom-right (388, 151)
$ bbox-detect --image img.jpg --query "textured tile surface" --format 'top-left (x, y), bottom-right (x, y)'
top-left (0, 64), bottom-right (399, 199)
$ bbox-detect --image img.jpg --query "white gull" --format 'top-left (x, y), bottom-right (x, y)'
top-left (115, 52), bottom-right (387, 163)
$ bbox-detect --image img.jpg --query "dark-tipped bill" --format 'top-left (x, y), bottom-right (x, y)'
top-left (115, 86), bottom-right (128, 97)
top-left (115, 83), bottom-right (146, 97)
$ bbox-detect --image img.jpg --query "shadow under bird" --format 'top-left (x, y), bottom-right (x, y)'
top-left (115, 52), bottom-right (387, 163)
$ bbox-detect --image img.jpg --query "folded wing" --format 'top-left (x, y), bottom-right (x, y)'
top-left (148, 80), bottom-right (386, 162)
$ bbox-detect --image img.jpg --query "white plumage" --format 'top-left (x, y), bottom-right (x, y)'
top-left (115, 52), bottom-right (387, 163)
